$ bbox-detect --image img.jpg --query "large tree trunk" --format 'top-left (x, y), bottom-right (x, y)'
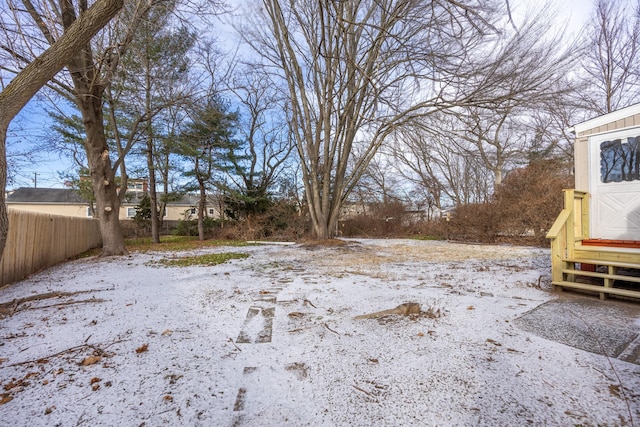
top-left (78, 84), bottom-right (128, 256)
top-left (0, 0), bottom-right (124, 259)
top-left (62, 0), bottom-right (128, 257)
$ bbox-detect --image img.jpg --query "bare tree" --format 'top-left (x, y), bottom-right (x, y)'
top-left (223, 66), bottom-right (294, 218)
top-left (581, 0), bottom-right (640, 114)
top-left (0, 0), bottom-right (124, 258)
top-left (241, 0), bottom-right (574, 239)
top-left (392, 120), bottom-right (492, 207)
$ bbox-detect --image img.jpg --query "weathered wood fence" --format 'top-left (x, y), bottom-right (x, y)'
top-left (0, 209), bottom-right (102, 286)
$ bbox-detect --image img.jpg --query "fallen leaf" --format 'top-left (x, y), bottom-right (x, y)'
top-left (609, 384), bottom-right (621, 398)
top-left (467, 306), bottom-right (475, 310)
top-left (80, 356), bottom-right (102, 366)
top-left (0, 394), bottom-right (13, 405)
top-left (163, 395), bottom-right (173, 402)
top-left (90, 377), bottom-right (101, 384)
top-left (42, 380), bottom-right (49, 386)
top-left (288, 312), bottom-right (305, 318)
top-left (4, 378), bottom-right (29, 391)
top-left (0, 358), bottom-right (8, 366)
top-left (135, 344), bottom-right (149, 354)
top-left (417, 332), bottom-right (424, 337)
top-left (161, 329), bottom-right (173, 336)
top-left (44, 405), bottom-right (55, 414)
top-left (92, 384), bottom-right (100, 391)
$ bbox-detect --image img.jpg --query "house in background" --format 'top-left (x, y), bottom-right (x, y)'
top-left (6, 187), bottom-right (91, 217)
top-left (6, 185), bottom-right (223, 222)
top-left (547, 103), bottom-right (640, 300)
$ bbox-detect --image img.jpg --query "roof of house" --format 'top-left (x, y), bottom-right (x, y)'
top-left (6, 187), bottom-right (89, 204)
top-left (571, 102), bottom-right (640, 135)
top-left (7, 187), bottom-right (216, 207)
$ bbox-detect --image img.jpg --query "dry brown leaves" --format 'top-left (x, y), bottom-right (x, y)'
top-left (80, 355), bottom-right (102, 366)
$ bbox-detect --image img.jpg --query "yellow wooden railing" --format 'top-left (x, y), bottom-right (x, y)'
top-left (547, 190), bottom-right (640, 299)
top-left (546, 190), bottom-right (589, 283)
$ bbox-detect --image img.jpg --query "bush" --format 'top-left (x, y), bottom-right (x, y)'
top-left (448, 202), bottom-right (501, 243)
top-left (445, 159), bottom-right (573, 246)
top-left (173, 216), bottom-right (222, 237)
top-left (211, 200), bottom-right (307, 241)
top-left (339, 200), bottom-right (409, 237)
top-left (493, 159), bottom-right (573, 245)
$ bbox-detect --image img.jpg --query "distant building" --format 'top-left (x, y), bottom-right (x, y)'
top-left (6, 187), bottom-right (222, 221)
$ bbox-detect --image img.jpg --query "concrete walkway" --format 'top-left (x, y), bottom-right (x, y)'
top-left (515, 293), bottom-right (640, 365)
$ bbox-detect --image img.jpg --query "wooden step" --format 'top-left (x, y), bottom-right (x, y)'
top-left (552, 281), bottom-right (640, 299)
top-left (563, 258), bottom-right (640, 270)
top-left (561, 268), bottom-right (640, 284)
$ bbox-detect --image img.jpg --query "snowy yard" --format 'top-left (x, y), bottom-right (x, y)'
top-left (0, 239), bottom-right (639, 426)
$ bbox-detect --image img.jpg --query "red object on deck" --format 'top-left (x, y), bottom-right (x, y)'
top-left (581, 239), bottom-right (640, 249)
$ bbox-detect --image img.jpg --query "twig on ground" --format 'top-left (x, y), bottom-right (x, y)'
top-left (323, 323), bottom-right (340, 335)
top-left (228, 338), bottom-right (242, 352)
top-left (7, 339), bottom-right (126, 367)
top-left (15, 298), bottom-right (107, 314)
top-left (304, 299), bottom-right (317, 308)
top-left (352, 385), bottom-right (376, 399)
top-left (0, 290), bottom-right (110, 318)
top-left (542, 378), bottom-right (555, 389)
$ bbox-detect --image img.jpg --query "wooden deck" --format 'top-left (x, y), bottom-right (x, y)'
top-left (547, 190), bottom-right (640, 300)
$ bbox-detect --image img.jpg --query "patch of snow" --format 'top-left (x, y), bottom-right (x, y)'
top-left (1, 239), bottom-right (638, 426)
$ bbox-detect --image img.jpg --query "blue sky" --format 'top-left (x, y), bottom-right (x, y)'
top-left (6, 0), bottom-right (596, 190)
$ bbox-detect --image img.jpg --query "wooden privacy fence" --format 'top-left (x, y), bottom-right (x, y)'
top-left (0, 209), bottom-right (102, 286)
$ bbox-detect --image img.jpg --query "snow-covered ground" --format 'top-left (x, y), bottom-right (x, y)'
top-left (0, 238), bottom-right (638, 426)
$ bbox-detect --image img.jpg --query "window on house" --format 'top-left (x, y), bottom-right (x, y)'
top-left (126, 207), bottom-right (137, 218)
top-left (127, 182), bottom-right (143, 190)
top-left (190, 208), bottom-right (196, 215)
top-left (86, 207), bottom-right (93, 217)
top-left (208, 208), bottom-right (215, 215)
top-left (600, 136), bottom-right (640, 183)
top-left (163, 207), bottom-right (167, 217)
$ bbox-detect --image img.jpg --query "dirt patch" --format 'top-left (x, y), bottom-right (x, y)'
top-left (300, 239), bottom-right (353, 248)
top-left (302, 239), bottom-right (542, 269)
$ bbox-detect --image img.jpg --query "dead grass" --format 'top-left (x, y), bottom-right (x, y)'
top-left (304, 240), bottom-right (537, 271)
top-left (299, 239), bottom-right (352, 248)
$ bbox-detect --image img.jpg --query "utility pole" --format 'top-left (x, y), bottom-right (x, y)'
top-left (33, 172), bottom-right (37, 188)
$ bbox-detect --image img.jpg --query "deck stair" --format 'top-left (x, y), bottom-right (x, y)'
top-left (555, 258), bottom-right (640, 300)
top-left (547, 190), bottom-right (640, 300)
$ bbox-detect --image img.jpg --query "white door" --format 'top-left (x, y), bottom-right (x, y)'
top-left (589, 128), bottom-right (640, 240)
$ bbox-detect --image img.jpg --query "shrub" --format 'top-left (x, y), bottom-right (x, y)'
top-left (448, 202), bottom-right (501, 243)
top-left (211, 200), bottom-right (306, 241)
top-left (493, 159), bottom-right (573, 245)
top-left (173, 216), bottom-right (221, 237)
